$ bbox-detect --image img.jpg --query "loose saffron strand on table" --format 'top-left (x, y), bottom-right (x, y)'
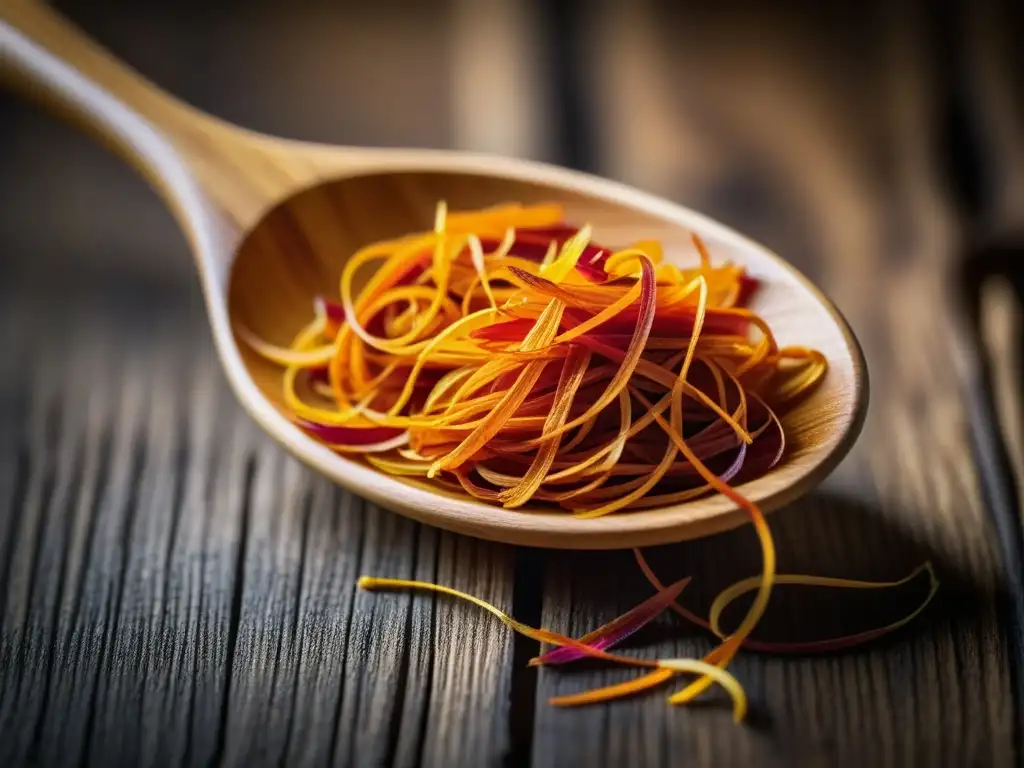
top-left (357, 560), bottom-right (936, 715)
top-left (240, 200), bottom-right (937, 719)
top-left (358, 575), bottom-right (747, 722)
top-left (633, 548), bottom-right (939, 654)
top-left (547, 558), bottom-right (938, 708)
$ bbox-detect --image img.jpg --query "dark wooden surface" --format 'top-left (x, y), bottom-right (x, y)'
top-left (1, 1), bottom-right (1021, 766)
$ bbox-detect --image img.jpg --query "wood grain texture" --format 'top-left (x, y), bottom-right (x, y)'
top-left (981, 279), bottom-right (1023, 526)
top-left (966, 0), bottom-right (1023, 500)
top-left (0, 273), bottom-right (516, 767)
top-left (529, 4), bottom-right (1017, 766)
top-left (1, 1), bottom-right (1021, 766)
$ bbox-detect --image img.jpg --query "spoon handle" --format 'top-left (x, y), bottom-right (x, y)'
top-left (0, 0), bottom-right (302, 230)
top-left (0, 1), bottom-right (214, 167)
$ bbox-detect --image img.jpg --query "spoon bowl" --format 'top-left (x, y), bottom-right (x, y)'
top-left (1, 2), bottom-right (867, 548)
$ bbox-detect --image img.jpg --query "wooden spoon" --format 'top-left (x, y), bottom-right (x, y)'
top-left (0, 1), bottom-right (867, 549)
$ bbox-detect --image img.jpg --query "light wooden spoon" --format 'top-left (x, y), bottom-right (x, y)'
top-left (0, 1), bottom-right (867, 549)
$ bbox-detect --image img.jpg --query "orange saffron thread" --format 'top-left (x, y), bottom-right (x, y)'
top-left (241, 202), bottom-right (937, 721)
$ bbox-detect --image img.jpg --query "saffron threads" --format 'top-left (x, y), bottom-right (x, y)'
top-left (244, 202), bottom-right (936, 720)
top-left (357, 561), bottom-right (935, 719)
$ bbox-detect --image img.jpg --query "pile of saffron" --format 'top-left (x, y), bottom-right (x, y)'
top-left (242, 202), bottom-right (938, 719)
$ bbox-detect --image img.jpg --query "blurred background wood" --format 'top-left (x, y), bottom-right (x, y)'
top-left (0, 0), bottom-right (1020, 766)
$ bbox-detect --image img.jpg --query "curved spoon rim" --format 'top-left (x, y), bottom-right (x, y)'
top-left (210, 149), bottom-right (868, 550)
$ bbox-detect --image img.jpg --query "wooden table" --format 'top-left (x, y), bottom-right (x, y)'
top-left (1, 2), bottom-right (1021, 765)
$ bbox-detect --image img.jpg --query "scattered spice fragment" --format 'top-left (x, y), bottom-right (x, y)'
top-left (243, 202), bottom-right (937, 720)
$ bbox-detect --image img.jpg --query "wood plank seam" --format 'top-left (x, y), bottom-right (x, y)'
top-left (381, 522), bottom-right (422, 768)
top-left (1, 398), bottom-right (62, 761)
top-left (0, 448), bottom-right (31, 639)
top-left (79, 435), bottom-right (147, 764)
top-left (210, 452), bottom-right (255, 766)
top-left (325, 492), bottom-right (366, 768)
top-left (409, 526), bottom-right (439, 766)
top-left (26, 423), bottom-right (86, 757)
top-left (957, 257), bottom-right (1024, 765)
top-left (506, 547), bottom-right (544, 768)
top-left (277, 486), bottom-right (313, 762)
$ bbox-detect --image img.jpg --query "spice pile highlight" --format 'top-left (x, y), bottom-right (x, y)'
top-left (243, 202), bottom-right (937, 719)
